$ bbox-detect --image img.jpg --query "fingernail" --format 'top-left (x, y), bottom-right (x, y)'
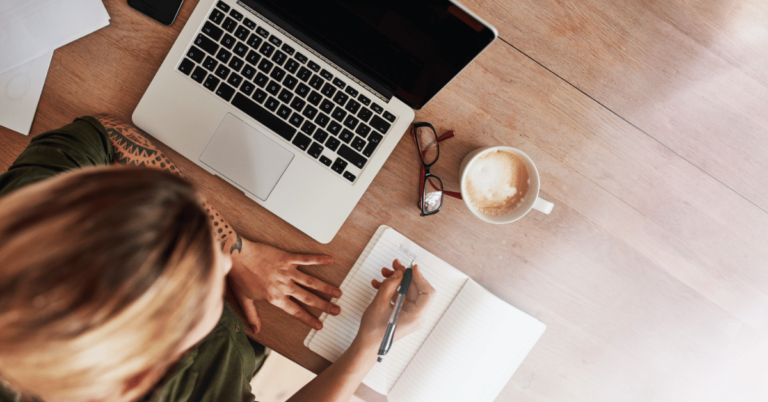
top-left (332, 306), bottom-right (340, 315)
top-left (315, 322), bottom-right (323, 330)
top-left (334, 289), bottom-right (342, 298)
top-left (395, 270), bottom-right (403, 278)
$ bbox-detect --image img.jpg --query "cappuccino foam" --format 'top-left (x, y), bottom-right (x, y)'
top-left (465, 150), bottom-right (530, 216)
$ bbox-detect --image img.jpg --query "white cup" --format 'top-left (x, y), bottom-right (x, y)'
top-left (459, 146), bottom-right (554, 224)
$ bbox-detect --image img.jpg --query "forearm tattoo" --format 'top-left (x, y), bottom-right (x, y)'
top-left (96, 114), bottom-right (243, 254)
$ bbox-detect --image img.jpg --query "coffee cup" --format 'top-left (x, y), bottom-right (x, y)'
top-left (459, 146), bottom-right (553, 224)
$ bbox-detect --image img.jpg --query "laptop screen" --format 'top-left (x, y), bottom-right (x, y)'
top-left (243, 0), bottom-right (497, 110)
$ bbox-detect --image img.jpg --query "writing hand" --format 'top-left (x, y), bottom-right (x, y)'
top-left (227, 239), bottom-right (342, 333)
top-left (356, 259), bottom-right (437, 348)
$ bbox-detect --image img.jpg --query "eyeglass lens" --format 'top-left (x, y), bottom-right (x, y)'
top-left (422, 176), bottom-right (444, 214)
top-left (416, 126), bottom-right (439, 165)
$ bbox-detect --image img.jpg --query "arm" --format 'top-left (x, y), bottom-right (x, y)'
top-left (288, 260), bottom-right (437, 402)
top-left (92, 114), bottom-right (342, 333)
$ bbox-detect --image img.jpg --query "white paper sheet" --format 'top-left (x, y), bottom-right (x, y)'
top-left (0, 51), bottom-right (53, 135)
top-left (0, 0), bottom-right (110, 74)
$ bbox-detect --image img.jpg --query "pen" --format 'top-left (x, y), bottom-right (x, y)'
top-left (377, 259), bottom-right (414, 363)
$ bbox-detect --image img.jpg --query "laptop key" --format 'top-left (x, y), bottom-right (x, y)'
top-left (203, 75), bottom-right (220, 91)
top-left (195, 34), bottom-right (219, 55)
top-left (285, 59), bottom-right (299, 74)
top-left (345, 86), bottom-right (359, 97)
top-left (292, 132), bottom-right (311, 151)
top-left (321, 83), bottom-right (336, 98)
top-left (221, 34), bottom-right (236, 49)
top-left (338, 144), bottom-right (367, 169)
top-left (301, 121), bottom-right (316, 136)
top-left (269, 35), bottom-right (282, 47)
top-left (216, 1), bottom-right (230, 12)
top-left (227, 72), bottom-right (242, 87)
top-left (209, 9), bottom-right (225, 24)
top-left (203, 56), bottom-right (218, 72)
top-left (314, 113), bottom-right (330, 128)
top-left (253, 88), bottom-right (267, 103)
top-left (203, 22), bottom-right (224, 41)
top-left (191, 66), bottom-right (207, 83)
top-left (295, 83), bottom-right (310, 98)
top-left (240, 81), bottom-right (255, 96)
top-left (345, 99), bottom-right (360, 114)
top-left (297, 67), bottom-right (312, 82)
top-left (357, 94), bottom-right (371, 106)
top-left (258, 58), bottom-right (273, 73)
top-left (368, 132), bottom-right (383, 145)
top-left (243, 18), bottom-right (256, 30)
top-left (178, 58), bottom-right (195, 75)
top-left (264, 96), bottom-right (279, 111)
top-left (254, 72), bottom-right (268, 87)
top-left (343, 171), bottom-right (356, 182)
top-left (278, 88), bottom-right (293, 103)
top-left (245, 50), bottom-right (260, 65)
top-left (233, 42), bottom-right (248, 58)
top-left (355, 123), bottom-right (371, 138)
top-left (283, 75), bottom-right (298, 90)
top-left (281, 44), bottom-right (295, 55)
top-left (333, 91), bottom-right (348, 106)
top-left (351, 137), bottom-right (366, 152)
top-left (309, 75), bottom-right (323, 90)
top-left (369, 116), bottom-right (391, 134)
top-left (320, 69), bottom-right (333, 80)
top-left (231, 93), bottom-right (296, 141)
top-left (247, 34), bottom-right (263, 50)
top-left (270, 66), bottom-right (286, 81)
top-left (332, 78), bottom-right (346, 89)
top-left (383, 111), bottom-right (396, 123)
top-left (256, 26), bottom-right (269, 38)
top-left (327, 121), bottom-right (341, 135)
top-left (308, 142), bottom-right (323, 158)
top-left (307, 60), bottom-right (321, 72)
top-left (234, 26), bottom-right (249, 41)
top-left (277, 104), bottom-right (292, 119)
top-left (307, 91), bottom-right (322, 106)
top-left (357, 107), bottom-right (372, 122)
top-left (215, 65), bottom-right (230, 79)
top-left (216, 48), bottom-right (231, 63)
top-left (222, 18), bottom-right (237, 33)
top-left (259, 42), bottom-right (275, 57)
top-left (362, 140), bottom-right (378, 157)
top-left (326, 137), bottom-right (340, 152)
top-left (371, 103), bottom-right (383, 114)
top-left (343, 115), bottom-right (358, 130)
top-left (187, 46), bottom-right (206, 63)
top-left (265, 81), bottom-right (281, 96)
top-left (319, 155), bottom-right (332, 166)
top-left (288, 112), bottom-right (304, 128)
top-left (228, 56), bottom-right (244, 72)
top-left (312, 128), bottom-right (328, 143)
top-left (331, 107), bottom-right (347, 122)
top-left (339, 129), bottom-right (354, 144)
top-left (289, 97), bottom-right (305, 112)
top-left (331, 158), bottom-right (348, 174)
top-left (229, 9), bottom-right (243, 21)
top-left (272, 50), bottom-right (287, 66)
top-left (294, 52), bottom-right (308, 63)
top-left (241, 65), bottom-right (256, 79)
top-left (302, 105), bottom-right (318, 119)
top-left (216, 83), bottom-right (235, 101)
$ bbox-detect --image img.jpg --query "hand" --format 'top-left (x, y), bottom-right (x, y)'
top-left (355, 259), bottom-right (437, 349)
top-left (227, 239), bottom-right (342, 333)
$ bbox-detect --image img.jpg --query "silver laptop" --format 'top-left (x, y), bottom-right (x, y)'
top-left (133, 0), bottom-right (497, 243)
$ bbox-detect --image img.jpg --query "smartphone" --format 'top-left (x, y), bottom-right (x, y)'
top-left (128, 0), bottom-right (184, 26)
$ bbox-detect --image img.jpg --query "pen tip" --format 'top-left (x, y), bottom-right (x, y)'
top-left (377, 357), bottom-right (383, 363)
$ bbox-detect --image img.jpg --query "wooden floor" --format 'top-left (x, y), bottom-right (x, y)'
top-left (1, 0), bottom-right (767, 401)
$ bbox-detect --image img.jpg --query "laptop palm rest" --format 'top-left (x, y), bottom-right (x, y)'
top-left (200, 113), bottom-right (294, 201)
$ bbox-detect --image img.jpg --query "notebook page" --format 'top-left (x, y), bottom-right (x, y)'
top-left (304, 226), bottom-right (469, 394)
top-left (389, 279), bottom-right (546, 402)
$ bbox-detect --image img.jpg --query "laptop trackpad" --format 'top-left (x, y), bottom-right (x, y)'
top-left (200, 113), bottom-right (294, 201)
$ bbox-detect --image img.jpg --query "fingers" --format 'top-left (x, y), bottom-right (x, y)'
top-left (237, 296), bottom-right (262, 334)
top-left (291, 285), bottom-right (341, 316)
top-left (410, 265), bottom-right (437, 308)
top-left (279, 298), bottom-right (324, 330)
top-left (293, 271), bottom-right (342, 298)
top-left (372, 269), bottom-right (403, 305)
top-left (291, 253), bottom-right (334, 266)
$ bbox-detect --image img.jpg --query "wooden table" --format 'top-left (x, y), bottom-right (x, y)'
top-left (2, 0), bottom-right (767, 401)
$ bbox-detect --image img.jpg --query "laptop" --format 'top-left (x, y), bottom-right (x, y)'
top-left (133, 0), bottom-right (497, 243)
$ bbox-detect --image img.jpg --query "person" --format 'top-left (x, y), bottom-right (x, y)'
top-left (0, 116), bottom-right (437, 402)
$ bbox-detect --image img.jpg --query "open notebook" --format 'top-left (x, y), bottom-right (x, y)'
top-left (304, 226), bottom-right (546, 402)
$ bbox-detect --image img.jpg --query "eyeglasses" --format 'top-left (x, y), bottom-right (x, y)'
top-left (411, 122), bottom-right (463, 216)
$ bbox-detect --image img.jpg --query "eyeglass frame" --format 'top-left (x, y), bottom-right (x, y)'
top-left (411, 122), bottom-right (463, 216)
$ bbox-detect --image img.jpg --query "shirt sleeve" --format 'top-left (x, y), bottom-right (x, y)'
top-left (0, 116), bottom-right (114, 197)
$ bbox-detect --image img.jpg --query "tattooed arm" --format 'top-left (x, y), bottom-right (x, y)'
top-left (93, 114), bottom-right (341, 333)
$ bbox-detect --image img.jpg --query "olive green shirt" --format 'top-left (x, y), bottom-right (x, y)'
top-left (0, 117), bottom-right (265, 402)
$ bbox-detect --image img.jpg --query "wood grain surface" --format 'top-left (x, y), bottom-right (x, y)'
top-left (1, 0), bottom-right (766, 401)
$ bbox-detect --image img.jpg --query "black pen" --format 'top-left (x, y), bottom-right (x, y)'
top-left (377, 260), bottom-right (414, 363)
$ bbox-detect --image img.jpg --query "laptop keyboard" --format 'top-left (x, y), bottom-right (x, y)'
top-left (176, 0), bottom-right (398, 184)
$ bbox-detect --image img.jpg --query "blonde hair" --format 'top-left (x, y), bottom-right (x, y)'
top-left (0, 167), bottom-right (216, 401)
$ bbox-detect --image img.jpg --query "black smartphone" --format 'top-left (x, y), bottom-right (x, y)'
top-left (128, 0), bottom-right (184, 26)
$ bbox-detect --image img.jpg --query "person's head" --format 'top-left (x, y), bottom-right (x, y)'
top-left (0, 166), bottom-right (232, 402)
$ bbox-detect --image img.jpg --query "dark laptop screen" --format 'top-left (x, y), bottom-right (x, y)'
top-left (243, 0), bottom-right (496, 110)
